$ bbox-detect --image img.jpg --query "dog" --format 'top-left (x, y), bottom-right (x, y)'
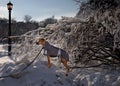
top-left (36, 38), bottom-right (70, 76)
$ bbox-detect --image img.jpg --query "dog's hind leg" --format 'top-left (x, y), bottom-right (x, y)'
top-left (61, 58), bottom-right (70, 76)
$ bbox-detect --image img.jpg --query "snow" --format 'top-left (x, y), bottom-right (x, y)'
top-left (0, 45), bottom-right (8, 57)
top-left (0, 45), bottom-right (13, 64)
top-left (72, 68), bottom-right (120, 86)
top-left (0, 56), bottom-right (14, 64)
top-left (0, 45), bottom-right (6, 52)
top-left (0, 50), bottom-right (120, 86)
top-left (0, 55), bottom-right (73, 86)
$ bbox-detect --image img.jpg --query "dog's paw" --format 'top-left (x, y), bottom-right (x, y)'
top-left (48, 64), bottom-right (51, 68)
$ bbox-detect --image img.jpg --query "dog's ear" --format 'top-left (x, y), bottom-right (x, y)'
top-left (39, 38), bottom-right (46, 42)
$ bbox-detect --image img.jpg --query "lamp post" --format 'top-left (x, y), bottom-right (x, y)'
top-left (7, 1), bottom-right (13, 56)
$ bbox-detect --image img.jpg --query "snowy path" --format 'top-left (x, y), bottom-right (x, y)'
top-left (0, 55), bottom-right (120, 86)
top-left (0, 58), bottom-right (73, 86)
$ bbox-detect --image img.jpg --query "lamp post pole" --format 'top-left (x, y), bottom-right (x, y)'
top-left (8, 9), bottom-right (11, 56)
top-left (7, 1), bottom-right (13, 56)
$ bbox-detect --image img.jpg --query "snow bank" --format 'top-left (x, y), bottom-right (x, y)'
top-left (72, 68), bottom-right (120, 86)
top-left (0, 58), bottom-right (73, 86)
top-left (0, 57), bottom-right (120, 86)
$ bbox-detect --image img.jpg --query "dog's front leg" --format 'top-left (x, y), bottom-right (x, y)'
top-left (47, 56), bottom-right (51, 68)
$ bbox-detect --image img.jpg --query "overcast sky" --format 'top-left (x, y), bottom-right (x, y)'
top-left (0, 0), bottom-right (79, 21)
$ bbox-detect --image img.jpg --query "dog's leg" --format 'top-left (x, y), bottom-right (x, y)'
top-left (47, 56), bottom-right (51, 68)
top-left (61, 58), bottom-right (70, 76)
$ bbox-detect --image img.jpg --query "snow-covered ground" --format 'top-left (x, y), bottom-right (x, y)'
top-left (0, 59), bottom-right (73, 86)
top-left (0, 45), bottom-right (8, 57)
top-left (0, 44), bottom-right (120, 86)
top-left (0, 56), bottom-right (120, 86)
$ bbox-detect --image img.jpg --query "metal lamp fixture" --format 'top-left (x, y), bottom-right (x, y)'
top-left (7, 1), bottom-right (13, 10)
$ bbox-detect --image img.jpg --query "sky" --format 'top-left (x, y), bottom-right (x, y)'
top-left (0, 0), bottom-right (79, 21)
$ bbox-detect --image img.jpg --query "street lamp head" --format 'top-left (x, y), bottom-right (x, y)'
top-left (7, 1), bottom-right (13, 10)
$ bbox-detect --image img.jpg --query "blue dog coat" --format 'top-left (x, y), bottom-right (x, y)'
top-left (42, 41), bottom-right (69, 61)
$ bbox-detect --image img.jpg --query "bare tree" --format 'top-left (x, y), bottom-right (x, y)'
top-left (24, 15), bottom-right (32, 23)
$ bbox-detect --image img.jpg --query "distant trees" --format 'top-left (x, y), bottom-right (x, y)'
top-left (11, 18), bottom-right (17, 23)
top-left (24, 15), bottom-right (32, 23)
top-left (39, 16), bottom-right (57, 27)
top-left (0, 16), bottom-right (39, 40)
top-left (0, 15), bottom-right (58, 40)
top-left (0, 18), bottom-right (8, 23)
top-left (0, 18), bottom-right (8, 38)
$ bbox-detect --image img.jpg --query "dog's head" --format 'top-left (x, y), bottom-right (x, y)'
top-left (36, 38), bottom-right (46, 45)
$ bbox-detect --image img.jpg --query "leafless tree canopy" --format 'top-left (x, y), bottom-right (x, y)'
top-left (24, 15), bottom-right (32, 23)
